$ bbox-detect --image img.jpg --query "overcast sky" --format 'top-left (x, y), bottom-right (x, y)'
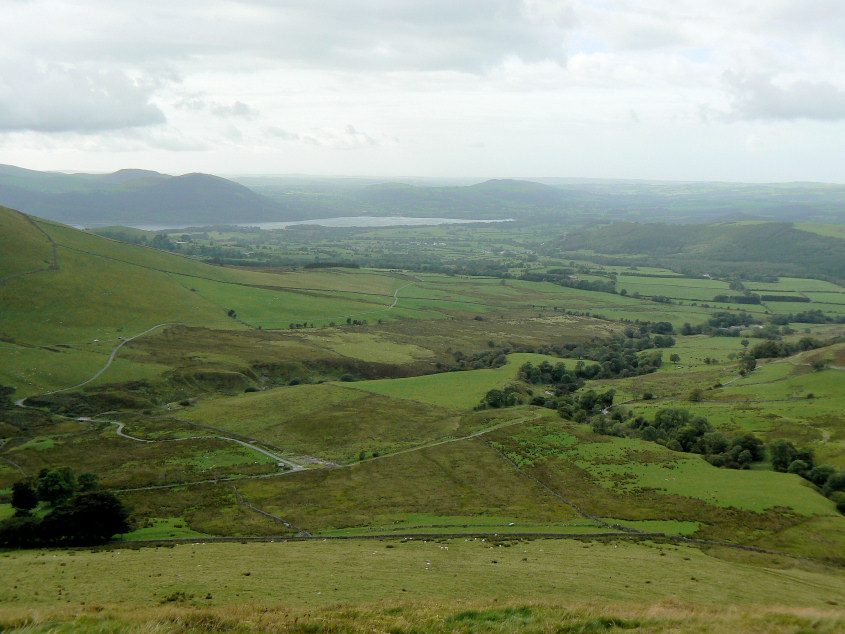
top-left (2, 0), bottom-right (845, 181)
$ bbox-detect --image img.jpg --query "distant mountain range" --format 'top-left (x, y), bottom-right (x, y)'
top-left (0, 165), bottom-right (289, 226)
top-left (247, 176), bottom-right (845, 225)
top-left (3, 164), bottom-right (845, 228)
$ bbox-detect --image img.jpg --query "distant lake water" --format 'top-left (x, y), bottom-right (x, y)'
top-left (91, 216), bottom-right (514, 232)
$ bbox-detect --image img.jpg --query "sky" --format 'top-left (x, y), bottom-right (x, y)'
top-left (2, 0), bottom-right (845, 182)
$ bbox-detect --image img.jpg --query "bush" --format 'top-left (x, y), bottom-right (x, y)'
top-left (823, 472), bottom-right (845, 498)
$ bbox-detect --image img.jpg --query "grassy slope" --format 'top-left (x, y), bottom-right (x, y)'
top-left (180, 383), bottom-right (463, 463)
top-left (348, 352), bottom-right (562, 409)
top-left (0, 539), bottom-right (843, 632)
top-left (0, 207), bottom-right (53, 277)
top-left (796, 222), bottom-right (845, 240)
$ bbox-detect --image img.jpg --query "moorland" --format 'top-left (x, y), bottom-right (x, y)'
top-left (1, 173), bottom-right (845, 632)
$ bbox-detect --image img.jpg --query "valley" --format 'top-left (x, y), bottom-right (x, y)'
top-left (1, 202), bottom-right (845, 632)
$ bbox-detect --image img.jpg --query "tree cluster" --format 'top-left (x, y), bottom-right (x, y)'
top-left (1, 467), bottom-right (131, 547)
top-left (769, 440), bottom-right (845, 511)
top-left (747, 337), bottom-right (830, 359)
top-left (589, 408), bottom-right (765, 469)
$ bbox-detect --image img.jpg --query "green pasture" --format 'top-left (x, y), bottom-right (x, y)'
top-left (722, 365), bottom-right (844, 399)
top-left (497, 421), bottom-right (834, 515)
top-left (0, 341), bottom-right (169, 398)
top-left (0, 207), bottom-right (53, 277)
top-left (0, 245), bottom-right (236, 345)
top-left (348, 353), bottom-right (560, 410)
top-left (588, 366), bottom-right (729, 403)
top-left (764, 300), bottom-right (842, 315)
top-left (180, 383), bottom-right (467, 463)
top-left (620, 361), bottom-right (845, 466)
top-left (729, 360), bottom-right (798, 385)
top-left (309, 331), bottom-right (436, 363)
top-left (616, 276), bottom-right (732, 302)
top-left (169, 273), bottom-right (402, 326)
top-left (0, 426), bottom-right (279, 491)
top-left (746, 277), bottom-right (844, 293)
top-left (802, 291), bottom-right (845, 304)
top-left (796, 222), bottom-right (845, 240)
top-left (2, 538), bottom-right (844, 613)
top-left (122, 517), bottom-right (209, 541)
top-left (121, 431), bottom-right (583, 535)
top-left (314, 513), bottom-right (610, 537)
top-left (38, 219), bottom-right (242, 284)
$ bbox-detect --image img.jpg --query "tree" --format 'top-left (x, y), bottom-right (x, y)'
top-left (702, 432), bottom-right (729, 455)
top-left (652, 408), bottom-right (691, 432)
top-left (41, 492), bottom-right (131, 545)
top-left (807, 465), bottom-right (836, 487)
top-left (78, 472), bottom-right (100, 492)
top-left (35, 467), bottom-right (77, 506)
top-left (739, 356), bottom-right (756, 373)
top-left (787, 459), bottom-right (810, 476)
top-left (730, 434), bottom-right (765, 462)
top-left (823, 472), bottom-right (845, 498)
top-left (769, 440), bottom-right (797, 472)
top-left (11, 480), bottom-right (38, 514)
top-left (483, 389), bottom-right (505, 408)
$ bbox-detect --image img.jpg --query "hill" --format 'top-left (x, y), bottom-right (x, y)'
top-left (2, 206), bottom-right (845, 632)
top-left (250, 175), bottom-right (845, 224)
top-left (0, 165), bottom-right (296, 226)
top-left (6, 165), bottom-right (845, 227)
top-left (556, 221), bottom-right (845, 281)
top-left (351, 179), bottom-right (579, 219)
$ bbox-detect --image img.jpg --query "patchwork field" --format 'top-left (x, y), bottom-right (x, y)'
top-left (2, 208), bottom-right (845, 631)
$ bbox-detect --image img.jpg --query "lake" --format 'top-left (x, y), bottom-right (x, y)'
top-left (117, 216), bottom-right (513, 232)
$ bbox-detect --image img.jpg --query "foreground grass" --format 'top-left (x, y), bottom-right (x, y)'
top-left (1, 600), bottom-right (843, 633)
top-left (1, 539), bottom-right (844, 612)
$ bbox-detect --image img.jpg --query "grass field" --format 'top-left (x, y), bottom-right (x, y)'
top-left (797, 222), bottom-right (845, 240)
top-left (3, 209), bottom-right (845, 629)
top-left (349, 353), bottom-right (567, 409)
top-left (0, 207), bottom-right (53, 277)
top-left (1, 538), bottom-right (843, 634)
top-left (180, 383), bottom-right (465, 463)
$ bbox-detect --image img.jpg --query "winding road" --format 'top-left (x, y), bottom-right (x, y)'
top-left (14, 322), bottom-right (181, 407)
top-left (6, 276), bottom-right (420, 480)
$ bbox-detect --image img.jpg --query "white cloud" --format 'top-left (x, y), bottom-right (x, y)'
top-left (725, 71), bottom-right (845, 121)
top-left (0, 61), bottom-right (165, 132)
top-left (2, 1), bottom-right (845, 180)
top-left (175, 97), bottom-right (258, 119)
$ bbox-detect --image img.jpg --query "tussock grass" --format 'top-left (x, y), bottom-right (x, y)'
top-left (0, 598), bottom-right (842, 632)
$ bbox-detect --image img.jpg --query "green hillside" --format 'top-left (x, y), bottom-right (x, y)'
top-left (558, 221), bottom-right (845, 280)
top-left (0, 165), bottom-right (290, 225)
top-left (0, 207), bottom-right (54, 279)
top-left (2, 205), bottom-right (845, 632)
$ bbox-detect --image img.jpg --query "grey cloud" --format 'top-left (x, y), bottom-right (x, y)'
top-left (175, 97), bottom-right (258, 119)
top-left (264, 125), bottom-right (377, 149)
top-left (211, 101), bottom-right (257, 119)
top-left (266, 127), bottom-right (300, 141)
top-left (9, 1), bottom-right (572, 73)
top-left (725, 72), bottom-right (845, 121)
top-left (0, 62), bottom-right (165, 132)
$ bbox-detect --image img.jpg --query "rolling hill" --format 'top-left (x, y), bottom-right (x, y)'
top-left (0, 165), bottom-right (297, 226)
top-left (556, 221), bottom-right (845, 281)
